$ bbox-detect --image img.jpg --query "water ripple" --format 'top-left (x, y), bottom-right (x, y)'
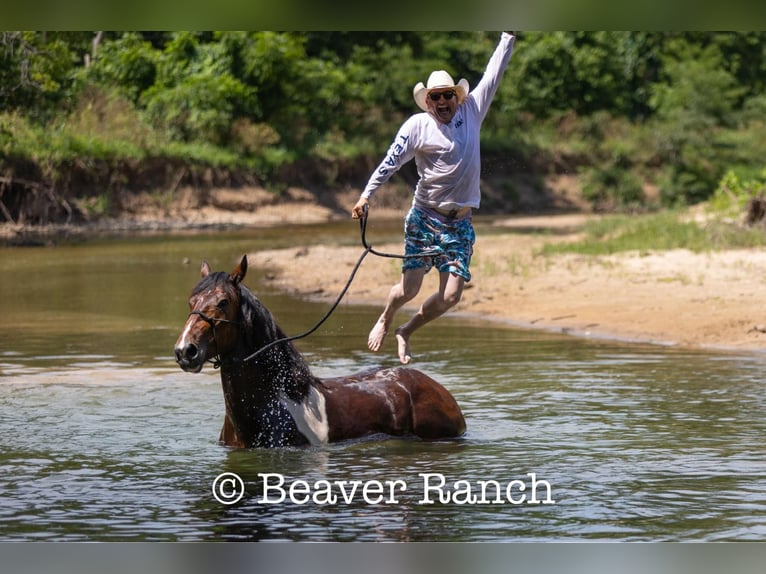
top-left (1, 332), bottom-right (765, 541)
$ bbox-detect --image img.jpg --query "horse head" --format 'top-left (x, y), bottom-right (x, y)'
top-left (174, 255), bottom-right (247, 373)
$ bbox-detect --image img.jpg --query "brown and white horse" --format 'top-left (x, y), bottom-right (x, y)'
top-left (174, 256), bottom-right (466, 448)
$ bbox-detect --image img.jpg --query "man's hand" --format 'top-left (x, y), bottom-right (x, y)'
top-left (352, 197), bottom-right (369, 219)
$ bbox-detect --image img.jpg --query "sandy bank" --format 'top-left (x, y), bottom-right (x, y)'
top-left (249, 213), bottom-right (766, 355)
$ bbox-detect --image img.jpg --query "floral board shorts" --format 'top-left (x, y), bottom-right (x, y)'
top-left (402, 206), bottom-right (476, 281)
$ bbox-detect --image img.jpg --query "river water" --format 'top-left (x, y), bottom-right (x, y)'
top-left (0, 223), bottom-right (764, 541)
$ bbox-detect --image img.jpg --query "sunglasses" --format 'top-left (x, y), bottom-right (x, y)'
top-left (428, 90), bottom-right (456, 102)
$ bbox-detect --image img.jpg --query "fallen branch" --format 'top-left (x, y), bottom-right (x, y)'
top-left (0, 175), bottom-right (48, 191)
top-left (0, 198), bottom-right (13, 222)
top-left (0, 175), bottom-right (73, 224)
top-left (745, 196), bottom-right (766, 225)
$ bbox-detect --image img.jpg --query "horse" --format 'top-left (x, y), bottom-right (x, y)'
top-left (174, 255), bottom-right (466, 448)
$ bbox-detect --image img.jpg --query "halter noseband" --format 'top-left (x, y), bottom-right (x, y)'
top-left (187, 310), bottom-right (242, 369)
top-left (188, 310), bottom-right (241, 327)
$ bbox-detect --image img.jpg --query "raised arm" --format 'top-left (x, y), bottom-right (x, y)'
top-left (469, 32), bottom-right (516, 120)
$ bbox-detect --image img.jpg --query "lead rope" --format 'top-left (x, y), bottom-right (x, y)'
top-left (242, 246), bottom-right (371, 363)
top-left (241, 204), bottom-right (422, 363)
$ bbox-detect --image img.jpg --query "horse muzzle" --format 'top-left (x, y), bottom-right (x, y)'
top-left (174, 341), bottom-right (207, 373)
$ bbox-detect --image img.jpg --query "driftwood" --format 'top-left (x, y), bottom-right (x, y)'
top-left (745, 196), bottom-right (766, 226)
top-left (0, 176), bottom-right (72, 224)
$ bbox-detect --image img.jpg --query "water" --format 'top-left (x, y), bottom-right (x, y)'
top-left (1, 225), bottom-right (765, 541)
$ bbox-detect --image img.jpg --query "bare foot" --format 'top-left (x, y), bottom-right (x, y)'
top-left (395, 328), bottom-right (412, 364)
top-left (367, 317), bottom-right (389, 352)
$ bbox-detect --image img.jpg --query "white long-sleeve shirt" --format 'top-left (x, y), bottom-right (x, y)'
top-left (361, 32), bottom-right (515, 211)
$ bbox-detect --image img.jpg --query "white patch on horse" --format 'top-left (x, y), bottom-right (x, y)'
top-left (281, 385), bottom-right (329, 446)
top-left (178, 320), bottom-right (195, 349)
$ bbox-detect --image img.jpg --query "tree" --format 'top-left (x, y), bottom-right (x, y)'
top-left (650, 36), bottom-right (745, 204)
top-left (0, 32), bottom-right (85, 121)
top-left (138, 32), bottom-right (256, 145)
top-left (83, 32), bottom-right (158, 104)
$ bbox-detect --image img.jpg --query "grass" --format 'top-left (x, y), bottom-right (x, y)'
top-left (1, 106), bottom-right (252, 171)
top-left (541, 210), bottom-right (766, 256)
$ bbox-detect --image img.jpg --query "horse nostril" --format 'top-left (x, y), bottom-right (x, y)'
top-left (184, 344), bottom-right (199, 360)
top-left (175, 344), bottom-right (199, 363)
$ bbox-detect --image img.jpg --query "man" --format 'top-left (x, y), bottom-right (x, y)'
top-left (352, 31), bottom-right (516, 364)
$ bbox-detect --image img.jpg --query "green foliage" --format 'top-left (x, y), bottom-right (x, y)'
top-left (650, 39), bottom-right (744, 128)
top-left (0, 111), bottom-right (44, 157)
top-left (555, 211), bottom-right (709, 254)
top-left (138, 32), bottom-right (257, 145)
top-left (0, 100), bottom-right (242, 171)
top-left (543, 209), bottom-right (766, 256)
top-left (2, 30), bottom-right (766, 213)
top-left (554, 112), bottom-right (650, 212)
top-left (142, 72), bottom-right (251, 144)
top-left (82, 32), bottom-right (158, 104)
top-left (648, 37), bottom-right (747, 206)
top-left (0, 32), bottom-right (85, 121)
top-left (65, 85), bottom-right (154, 150)
top-left (580, 164), bottom-right (645, 212)
top-left (507, 32), bottom-right (659, 120)
top-left (709, 169), bottom-right (766, 218)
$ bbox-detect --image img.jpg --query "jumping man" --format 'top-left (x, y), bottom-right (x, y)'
top-left (352, 31), bottom-right (516, 364)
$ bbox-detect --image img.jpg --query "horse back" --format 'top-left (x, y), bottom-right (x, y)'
top-left (319, 367), bottom-right (466, 441)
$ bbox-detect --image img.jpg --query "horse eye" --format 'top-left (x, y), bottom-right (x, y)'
top-left (217, 299), bottom-right (230, 310)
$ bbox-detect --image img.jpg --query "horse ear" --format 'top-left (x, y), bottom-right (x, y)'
top-left (200, 261), bottom-right (211, 277)
top-left (230, 255), bottom-right (248, 285)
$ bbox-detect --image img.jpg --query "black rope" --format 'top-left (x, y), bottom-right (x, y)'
top-left (359, 203), bottom-right (444, 260)
top-left (242, 245), bottom-right (372, 363)
top-left (359, 204), bottom-right (410, 259)
top-left (240, 205), bottom-right (430, 363)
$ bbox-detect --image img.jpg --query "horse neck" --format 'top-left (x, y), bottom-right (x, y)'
top-left (225, 286), bottom-right (315, 401)
top-left (216, 287), bottom-right (316, 447)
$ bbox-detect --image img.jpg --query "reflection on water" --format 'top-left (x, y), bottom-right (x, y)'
top-left (0, 228), bottom-right (765, 541)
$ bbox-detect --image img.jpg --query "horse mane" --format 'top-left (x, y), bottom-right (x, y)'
top-left (237, 281), bottom-right (282, 350)
top-left (236, 281), bottom-right (316, 401)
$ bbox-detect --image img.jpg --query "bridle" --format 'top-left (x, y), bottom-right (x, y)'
top-left (187, 310), bottom-right (242, 369)
top-left (188, 310), bottom-right (241, 327)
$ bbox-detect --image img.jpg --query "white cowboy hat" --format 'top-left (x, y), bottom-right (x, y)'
top-left (413, 70), bottom-right (470, 112)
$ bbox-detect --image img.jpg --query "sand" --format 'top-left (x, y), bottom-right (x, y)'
top-left (249, 212), bottom-right (766, 355)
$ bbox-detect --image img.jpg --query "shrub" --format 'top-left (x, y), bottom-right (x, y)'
top-left (581, 165), bottom-right (646, 212)
top-left (709, 169), bottom-right (766, 222)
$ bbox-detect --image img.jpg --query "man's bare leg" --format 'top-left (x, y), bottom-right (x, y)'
top-left (368, 267), bottom-right (426, 352)
top-left (394, 271), bottom-right (465, 364)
